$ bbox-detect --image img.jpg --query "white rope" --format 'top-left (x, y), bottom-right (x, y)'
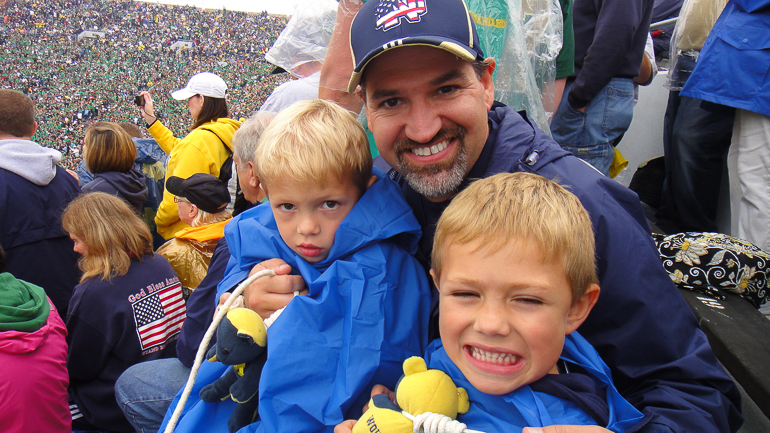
top-left (263, 290), bottom-right (299, 328)
top-left (404, 411), bottom-right (486, 433)
top-left (163, 269), bottom-right (276, 433)
top-left (162, 277), bottom-right (485, 433)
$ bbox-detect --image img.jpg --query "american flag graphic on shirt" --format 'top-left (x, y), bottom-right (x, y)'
top-left (132, 282), bottom-right (186, 350)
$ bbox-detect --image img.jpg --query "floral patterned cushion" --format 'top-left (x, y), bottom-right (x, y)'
top-left (653, 232), bottom-right (770, 309)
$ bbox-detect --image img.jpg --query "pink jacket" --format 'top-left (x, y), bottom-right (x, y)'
top-left (0, 299), bottom-right (70, 433)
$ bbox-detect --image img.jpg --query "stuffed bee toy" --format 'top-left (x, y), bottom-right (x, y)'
top-left (353, 356), bottom-right (470, 433)
top-left (199, 308), bottom-right (268, 433)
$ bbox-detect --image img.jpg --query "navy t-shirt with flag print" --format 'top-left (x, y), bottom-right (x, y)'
top-left (66, 252), bottom-right (184, 432)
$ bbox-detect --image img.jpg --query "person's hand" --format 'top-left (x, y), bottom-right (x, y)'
top-left (360, 385), bottom-right (395, 412)
top-left (243, 259), bottom-right (307, 319)
top-left (370, 385), bottom-right (395, 403)
top-left (65, 169), bottom-right (79, 184)
top-left (523, 426), bottom-right (613, 433)
top-left (139, 91), bottom-right (156, 124)
top-left (334, 420), bottom-right (357, 433)
top-left (215, 292), bottom-right (245, 318)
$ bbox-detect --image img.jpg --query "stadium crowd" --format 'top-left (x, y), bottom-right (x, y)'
top-left (0, 0), bottom-right (289, 169)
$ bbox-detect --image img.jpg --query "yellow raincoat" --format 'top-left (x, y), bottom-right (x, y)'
top-left (148, 118), bottom-right (240, 239)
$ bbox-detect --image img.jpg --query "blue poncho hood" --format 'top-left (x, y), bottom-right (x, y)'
top-left (425, 333), bottom-right (646, 432)
top-left (162, 168), bottom-right (432, 433)
top-left (219, 167), bottom-right (422, 292)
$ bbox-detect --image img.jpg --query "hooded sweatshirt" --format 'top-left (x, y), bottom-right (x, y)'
top-left (148, 118), bottom-right (241, 239)
top-left (0, 273), bottom-right (70, 433)
top-left (77, 137), bottom-right (167, 215)
top-left (0, 138), bottom-right (63, 186)
top-left (0, 138), bottom-right (80, 316)
top-left (81, 168), bottom-right (149, 214)
top-left (161, 169), bottom-right (432, 433)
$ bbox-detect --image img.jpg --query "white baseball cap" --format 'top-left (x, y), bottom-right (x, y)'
top-left (171, 72), bottom-right (227, 100)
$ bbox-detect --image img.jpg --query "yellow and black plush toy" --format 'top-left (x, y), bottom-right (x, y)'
top-left (199, 308), bottom-right (268, 433)
top-left (353, 356), bottom-right (470, 433)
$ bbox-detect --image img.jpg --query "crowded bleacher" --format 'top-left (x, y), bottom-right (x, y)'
top-left (0, 0), bottom-right (289, 169)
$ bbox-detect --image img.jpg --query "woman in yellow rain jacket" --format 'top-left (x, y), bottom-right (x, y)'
top-left (138, 72), bottom-right (240, 239)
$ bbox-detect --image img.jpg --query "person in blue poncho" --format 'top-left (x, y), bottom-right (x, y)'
top-left (339, 172), bottom-right (646, 433)
top-left (160, 99), bottom-right (432, 433)
top-left (426, 173), bottom-right (646, 432)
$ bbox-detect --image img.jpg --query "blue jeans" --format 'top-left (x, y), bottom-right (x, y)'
top-left (115, 358), bottom-right (191, 433)
top-left (550, 78), bottom-right (635, 176)
top-left (655, 92), bottom-right (735, 234)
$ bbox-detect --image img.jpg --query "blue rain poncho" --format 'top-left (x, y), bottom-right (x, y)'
top-left (425, 332), bottom-right (646, 432)
top-left (161, 170), bottom-right (432, 432)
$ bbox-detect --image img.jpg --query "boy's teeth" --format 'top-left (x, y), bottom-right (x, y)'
top-left (413, 140), bottom-right (448, 156)
top-left (471, 346), bottom-right (517, 365)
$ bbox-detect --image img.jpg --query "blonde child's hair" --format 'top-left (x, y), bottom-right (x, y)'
top-left (84, 121), bottom-right (137, 173)
top-left (432, 173), bottom-right (598, 302)
top-left (62, 192), bottom-right (154, 282)
top-left (254, 99), bottom-right (372, 193)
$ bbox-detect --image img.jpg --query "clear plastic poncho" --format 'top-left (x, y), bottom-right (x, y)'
top-left (467, 0), bottom-right (564, 130)
top-left (265, 0), bottom-right (338, 78)
top-left (666, 0), bottom-right (729, 91)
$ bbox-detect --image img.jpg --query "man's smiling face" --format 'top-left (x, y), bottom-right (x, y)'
top-left (362, 46), bottom-right (495, 202)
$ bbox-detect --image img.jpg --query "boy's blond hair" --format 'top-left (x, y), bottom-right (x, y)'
top-left (432, 173), bottom-right (598, 302)
top-left (254, 99), bottom-right (372, 193)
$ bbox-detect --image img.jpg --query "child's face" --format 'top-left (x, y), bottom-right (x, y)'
top-left (432, 239), bottom-right (598, 395)
top-left (266, 175), bottom-right (362, 263)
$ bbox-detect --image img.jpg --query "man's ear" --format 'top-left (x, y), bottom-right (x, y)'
top-left (481, 57), bottom-right (496, 111)
top-left (247, 162), bottom-right (259, 188)
top-left (189, 204), bottom-right (200, 220)
top-left (359, 88), bottom-right (373, 132)
top-left (565, 283), bottom-right (600, 334)
top-left (29, 121), bottom-right (38, 138)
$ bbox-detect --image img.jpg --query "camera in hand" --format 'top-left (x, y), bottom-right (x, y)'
top-left (134, 95), bottom-right (144, 107)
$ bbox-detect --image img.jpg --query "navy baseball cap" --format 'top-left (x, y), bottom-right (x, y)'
top-left (348, 0), bottom-right (485, 93)
top-left (167, 173), bottom-right (230, 214)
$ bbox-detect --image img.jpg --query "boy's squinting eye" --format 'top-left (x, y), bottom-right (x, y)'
top-left (277, 203), bottom-right (296, 211)
top-left (322, 201), bottom-right (339, 210)
top-left (450, 290), bottom-right (479, 299)
top-left (517, 297), bottom-right (544, 306)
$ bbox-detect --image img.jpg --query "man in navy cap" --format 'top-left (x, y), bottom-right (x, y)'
top-left (246, 1), bottom-right (741, 432)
